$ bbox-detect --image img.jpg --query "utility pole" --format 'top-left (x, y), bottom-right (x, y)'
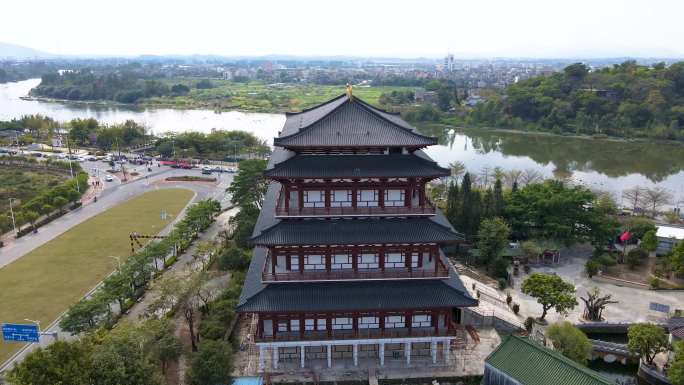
top-left (8, 198), bottom-right (17, 237)
top-left (65, 133), bottom-right (79, 193)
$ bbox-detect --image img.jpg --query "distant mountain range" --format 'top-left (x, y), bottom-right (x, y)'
top-left (0, 42), bottom-right (58, 59)
top-left (0, 41), bottom-right (682, 64)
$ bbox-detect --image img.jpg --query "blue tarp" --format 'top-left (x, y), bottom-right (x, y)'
top-left (233, 377), bottom-right (263, 385)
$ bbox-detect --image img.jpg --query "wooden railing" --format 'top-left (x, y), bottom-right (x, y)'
top-left (255, 326), bottom-right (459, 342)
top-left (274, 190), bottom-right (436, 218)
top-left (262, 255), bottom-right (449, 282)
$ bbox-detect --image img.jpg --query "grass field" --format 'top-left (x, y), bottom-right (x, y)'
top-left (0, 188), bottom-right (194, 363)
top-left (144, 79), bottom-right (414, 113)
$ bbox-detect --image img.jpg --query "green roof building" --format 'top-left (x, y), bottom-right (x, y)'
top-left (484, 335), bottom-right (612, 385)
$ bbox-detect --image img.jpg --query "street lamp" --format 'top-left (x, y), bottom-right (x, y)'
top-left (8, 198), bottom-right (17, 238)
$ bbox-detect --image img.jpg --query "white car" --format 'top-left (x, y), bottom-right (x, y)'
top-left (104, 175), bottom-right (114, 182)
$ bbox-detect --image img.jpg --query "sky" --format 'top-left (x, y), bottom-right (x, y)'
top-left (2, 0), bottom-right (683, 59)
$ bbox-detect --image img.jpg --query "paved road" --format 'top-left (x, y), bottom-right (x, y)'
top-left (0, 162), bottom-right (233, 269)
top-left (0, 164), bottom-right (233, 375)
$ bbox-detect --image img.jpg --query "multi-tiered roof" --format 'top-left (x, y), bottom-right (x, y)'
top-left (237, 92), bottom-right (475, 316)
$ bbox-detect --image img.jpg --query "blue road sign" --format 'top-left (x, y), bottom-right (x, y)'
top-left (1, 323), bottom-right (39, 342)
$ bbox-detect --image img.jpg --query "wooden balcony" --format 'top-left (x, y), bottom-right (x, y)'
top-left (261, 254), bottom-right (450, 282)
top-left (255, 326), bottom-right (460, 342)
top-left (274, 189), bottom-right (436, 218)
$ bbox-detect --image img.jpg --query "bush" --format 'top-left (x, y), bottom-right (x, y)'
top-left (218, 245), bottom-right (251, 271)
top-left (596, 254), bottom-right (617, 268)
top-left (199, 317), bottom-right (229, 341)
top-left (506, 292), bottom-right (513, 305)
top-left (627, 248), bottom-right (648, 269)
top-left (649, 276), bottom-right (663, 289)
top-left (585, 259), bottom-right (600, 278)
top-left (512, 303), bottom-right (520, 314)
top-left (524, 317), bottom-right (535, 333)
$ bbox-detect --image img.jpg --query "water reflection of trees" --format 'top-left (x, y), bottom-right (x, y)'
top-left (431, 127), bottom-right (684, 183)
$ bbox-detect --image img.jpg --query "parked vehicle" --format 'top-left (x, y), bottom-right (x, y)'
top-left (104, 175), bottom-right (114, 182)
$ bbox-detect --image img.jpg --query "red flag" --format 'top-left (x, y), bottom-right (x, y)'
top-left (619, 231), bottom-right (631, 243)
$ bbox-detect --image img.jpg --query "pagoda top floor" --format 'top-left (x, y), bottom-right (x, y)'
top-left (274, 93), bottom-right (437, 152)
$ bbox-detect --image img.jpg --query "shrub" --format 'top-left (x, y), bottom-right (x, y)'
top-left (512, 303), bottom-right (520, 314)
top-left (187, 340), bottom-right (233, 385)
top-left (506, 292), bottom-right (513, 305)
top-left (585, 259), bottom-right (600, 278)
top-left (627, 248), bottom-right (648, 269)
top-left (498, 278), bottom-right (508, 290)
top-left (596, 254), bottom-right (617, 268)
top-left (524, 317), bottom-right (535, 333)
top-left (649, 276), bottom-right (663, 289)
top-left (218, 245), bottom-right (251, 271)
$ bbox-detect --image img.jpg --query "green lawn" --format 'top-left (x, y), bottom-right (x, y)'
top-left (0, 188), bottom-right (194, 363)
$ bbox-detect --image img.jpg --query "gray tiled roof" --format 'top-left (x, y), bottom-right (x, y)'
top-left (236, 276), bottom-right (478, 313)
top-left (274, 94), bottom-right (437, 148)
top-left (250, 217), bottom-right (463, 246)
top-left (264, 153), bottom-right (449, 179)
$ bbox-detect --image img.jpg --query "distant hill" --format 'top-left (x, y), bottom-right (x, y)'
top-left (0, 42), bottom-right (56, 59)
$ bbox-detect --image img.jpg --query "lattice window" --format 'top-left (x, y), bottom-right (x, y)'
top-left (384, 315), bottom-right (405, 328)
top-left (332, 253), bottom-right (352, 270)
top-left (290, 319), bottom-right (300, 331)
top-left (332, 317), bottom-right (353, 330)
top-left (357, 189), bottom-right (379, 207)
top-left (303, 190), bottom-right (325, 208)
top-left (358, 253), bottom-right (379, 269)
top-left (384, 189), bottom-right (405, 207)
top-left (359, 316), bottom-right (379, 329)
top-left (412, 314), bottom-right (431, 328)
top-left (304, 255), bottom-right (326, 270)
top-left (330, 190), bottom-right (352, 207)
top-left (385, 252), bottom-right (404, 268)
top-left (277, 321), bottom-right (288, 332)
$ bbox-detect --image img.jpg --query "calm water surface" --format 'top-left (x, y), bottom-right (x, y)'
top-left (2, 79), bottom-right (683, 202)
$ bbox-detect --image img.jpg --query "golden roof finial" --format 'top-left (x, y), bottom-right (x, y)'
top-left (346, 83), bottom-right (353, 101)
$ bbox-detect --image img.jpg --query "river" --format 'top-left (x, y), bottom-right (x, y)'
top-left (2, 79), bottom-right (684, 203)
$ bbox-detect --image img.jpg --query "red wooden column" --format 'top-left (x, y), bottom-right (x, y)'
top-left (405, 248), bottom-right (412, 270)
top-left (326, 314), bottom-right (332, 338)
top-left (417, 246), bottom-right (424, 268)
top-left (286, 254), bottom-right (291, 271)
top-left (352, 246), bottom-right (359, 273)
top-left (353, 312), bottom-right (359, 337)
top-left (272, 315), bottom-right (278, 339)
top-left (378, 179), bottom-right (386, 208)
top-left (378, 246), bottom-right (385, 271)
top-left (445, 309), bottom-right (452, 331)
top-left (325, 247), bottom-right (331, 272)
top-left (418, 180), bottom-right (426, 208)
top-left (284, 183), bottom-right (291, 214)
top-left (406, 310), bottom-right (413, 335)
top-left (297, 185), bottom-right (304, 212)
top-left (258, 317), bottom-right (264, 339)
top-left (298, 246), bottom-right (305, 273)
top-left (433, 245), bottom-right (439, 274)
top-left (406, 177), bottom-right (415, 207)
top-left (324, 180), bottom-right (331, 210)
top-left (299, 314), bottom-right (305, 339)
top-left (379, 311), bottom-right (386, 335)
top-left (351, 179), bottom-right (358, 208)
top-left (271, 250), bottom-right (277, 276)
top-left (432, 310), bottom-right (439, 334)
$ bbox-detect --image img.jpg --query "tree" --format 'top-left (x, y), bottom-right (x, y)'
top-left (668, 341), bottom-right (684, 385)
top-left (152, 334), bottom-right (183, 375)
top-left (585, 259), bottom-right (600, 278)
top-left (627, 323), bottom-right (669, 365)
top-left (8, 340), bottom-right (94, 385)
top-left (546, 321), bottom-right (592, 364)
top-left (626, 216), bottom-right (656, 240)
top-left (521, 273), bottom-right (577, 321)
top-left (60, 294), bottom-right (109, 333)
top-left (449, 161), bottom-right (465, 181)
top-left (187, 340), bottom-right (233, 385)
top-left (641, 229), bottom-right (658, 257)
top-left (227, 159), bottom-right (268, 210)
top-left (622, 186), bottom-right (645, 212)
top-left (493, 179), bottom-right (505, 217)
top-left (218, 244), bottom-right (251, 271)
top-left (671, 241), bottom-right (684, 275)
top-left (477, 217), bottom-right (510, 272)
top-left (22, 210), bottom-right (39, 231)
top-left (580, 287), bottom-right (617, 321)
top-left (642, 187), bottom-right (673, 217)
top-left (445, 181), bottom-right (460, 226)
top-left (52, 195), bottom-right (69, 214)
top-left (506, 180), bottom-right (604, 244)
